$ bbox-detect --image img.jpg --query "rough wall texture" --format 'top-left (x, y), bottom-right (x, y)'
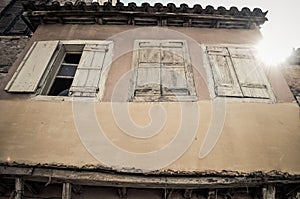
top-left (282, 65), bottom-right (300, 97)
top-left (283, 49), bottom-right (300, 104)
top-left (0, 37), bottom-right (29, 81)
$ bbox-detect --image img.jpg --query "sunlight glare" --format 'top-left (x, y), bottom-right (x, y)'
top-left (256, 39), bottom-right (292, 66)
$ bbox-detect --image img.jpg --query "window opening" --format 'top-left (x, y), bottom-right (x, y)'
top-left (48, 53), bottom-right (82, 96)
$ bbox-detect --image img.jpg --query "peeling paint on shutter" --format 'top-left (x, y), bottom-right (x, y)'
top-left (207, 46), bottom-right (243, 97)
top-left (134, 41), bottom-right (161, 97)
top-left (5, 41), bottom-right (59, 92)
top-left (70, 43), bottom-right (111, 97)
top-left (138, 48), bottom-right (160, 68)
top-left (229, 47), bottom-right (270, 99)
top-left (131, 40), bottom-right (196, 101)
top-left (135, 67), bottom-right (161, 96)
top-left (161, 41), bottom-right (184, 66)
top-left (161, 67), bottom-right (189, 96)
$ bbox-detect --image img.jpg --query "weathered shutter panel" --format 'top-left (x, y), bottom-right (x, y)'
top-left (135, 67), bottom-right (161, 96)
top-left (70, 44), bottom-right (110, 97)
top-left (161, 67), bottom-right (189, 96)
top-left (161, 41), bottom-right (189, 96)
top-left (134, 41), bottom-right (161, 96)
top-left (5, 41), bottom-right (59, 92)
top-left (138, 48), bottom-right (160, 67)
top-left (229, 47), bottom-right (270, 99)
top-left (132, 40), bottom-right (196, 101)
top-left (161, 41), bottom-right (184, 66)
top-left (207, 46), bottom-right (243, 97)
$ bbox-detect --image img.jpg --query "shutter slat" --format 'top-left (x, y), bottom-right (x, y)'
top-left (70, 44), bottom-right (108, 97)
top-left (6, 41), bottom-right (59, 92)
top-left (229, 47), bottom-right (270, 99)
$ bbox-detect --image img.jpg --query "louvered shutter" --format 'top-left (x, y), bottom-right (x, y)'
top-left (206, 46), bottom-right (243, 97)
top-left (228, 47), bottom-right (270, 99)
top-left (69, 43), bottom-right (112, 97)
top-left (5, 41), bottom-right (59, 92)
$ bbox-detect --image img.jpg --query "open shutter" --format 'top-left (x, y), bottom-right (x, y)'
top-left (229, 47), bottom-right (270, 99)
top-left (5, 41), bottom-right (59, 92)
top-left (70, 43), bottom-right (111, 97)
top-left (207, 46), bottom-right (243, 97)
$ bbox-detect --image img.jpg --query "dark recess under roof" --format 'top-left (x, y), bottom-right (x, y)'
top-left (22, 1), bottom-right (268, 30)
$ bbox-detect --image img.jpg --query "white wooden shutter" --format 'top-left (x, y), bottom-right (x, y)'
top-left (132, 40), bottom-right (196, 101)
top-left (135, 67), bottom-right (161, 96)
top-left (161, 41), bottom-right (190, 96)
top-left (69, 44), bottom-right (111, 97)
top-left (229, 47), bottom-right (270, 99)
top-left (161, 67), bottom-right (189, 96)
top-left (207, 46), bottom-right (243, 97)
top-left (161, 41), bottom-right (184, 66)
top-left (5, 41), bottom-right (59, 92)
top-left (134, 41), bottom-right (161, 97)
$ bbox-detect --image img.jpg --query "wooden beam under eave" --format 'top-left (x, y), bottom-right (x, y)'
top-left (15, 178), bottom-right (24, 199)
top-left (262, 185), bottom-right (275, 199)
top-left (62, 183), bottom-right (72, 199)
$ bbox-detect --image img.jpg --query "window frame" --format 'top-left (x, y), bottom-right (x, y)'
top-left (40, 44), bottom-right (84, 96)
top-left (202, 44), bottom-right (276, 103)
top-left (129, 40), bottom-right (197, 102)
top-left (6, 40), bottom-right (113, 101)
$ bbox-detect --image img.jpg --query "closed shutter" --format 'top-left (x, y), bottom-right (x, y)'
top-left (207, 46), bottom-right (243, 97)
top-left (228, 47), bottom-right (270, 99)
top-left (5, 41), bottom-right (59, 92)
top-left (134, 41), bottom-right (161, 97)
top-left (161, 67), bottom-right (189, 96)
top-left (132, 40), bottom-right (196, 101)
top-left (161, 41), bottom-right (189, 96)
top-left (135, 67), bottom-right (161, 96)
top-left (69, 43), bottom-right (112, 97)
top-left (161, 41), bottom-right (184, 67)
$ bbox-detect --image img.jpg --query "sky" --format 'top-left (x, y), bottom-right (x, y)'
top-left (122, 0), bottom-right (300, 64)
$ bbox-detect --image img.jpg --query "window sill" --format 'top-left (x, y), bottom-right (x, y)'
top-left (30, 95), bottom-right (100, 102)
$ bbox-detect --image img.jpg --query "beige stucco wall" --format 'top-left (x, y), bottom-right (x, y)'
top-left (0, 24), bottom-right (299, 174)
top-left (0, 100), bottom-right (299, 174)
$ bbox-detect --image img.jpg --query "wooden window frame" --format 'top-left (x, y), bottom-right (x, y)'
top-left (129, 40), bottom-right (197, 102)
top-left (202, 44), bottom-right (276, 103)
top-left (7, 40), bottom-right (113, 101)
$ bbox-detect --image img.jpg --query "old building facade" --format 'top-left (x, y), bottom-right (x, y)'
top-left (0, 1), bottom-right (299, 198)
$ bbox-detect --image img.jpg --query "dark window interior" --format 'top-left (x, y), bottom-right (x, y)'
top-left (64, 53), bottom-right (81, 64)
top-left (57, 65), bottom-right (77, 77)
top-left (48, 53), bottom-right (82, 96)
top-left (48, 78), bottom-right (73, 96)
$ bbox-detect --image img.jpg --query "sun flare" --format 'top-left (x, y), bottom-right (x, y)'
top-left (256, 39), bottom-right (292, 66)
